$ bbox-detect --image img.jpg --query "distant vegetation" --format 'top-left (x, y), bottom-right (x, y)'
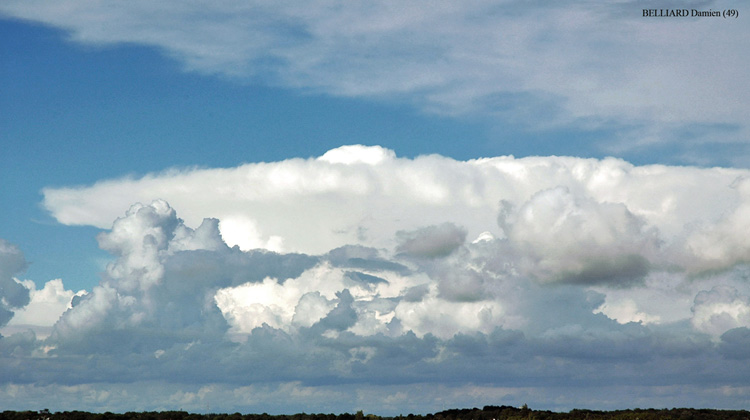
top-left (3, 405), bottom-right (750, 420)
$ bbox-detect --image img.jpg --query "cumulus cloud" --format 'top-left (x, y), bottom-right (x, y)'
top-left (25, 201), bottom-right (568, 346)
top-left (0, 239), bottom-right (30, 328)
top-left (2, 1), bottom-right (749, 156)
top-left (48, 200), bottom-right (319, 353)
top-left (692, 285), bottom-right (750, 338)
top-left (685, 177), bottom-right (750, 272)
top-left (26, 196), bottom-right (716, 346)
top-left (500, 187), bottom-right (658, 285)
top-left (2, 279), bottom-right (84, 339)
top-left (396, 223), bottom-right (467, 259)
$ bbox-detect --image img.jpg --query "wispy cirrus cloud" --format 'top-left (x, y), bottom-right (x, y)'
top-left (2, 1), bottom-right (748, 161)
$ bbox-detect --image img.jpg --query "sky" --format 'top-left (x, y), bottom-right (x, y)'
top-left (2, 0), bottom-right (750, 415)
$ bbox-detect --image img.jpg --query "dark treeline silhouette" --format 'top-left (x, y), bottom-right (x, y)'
top-left (3, 406), bottom-right (750, 420)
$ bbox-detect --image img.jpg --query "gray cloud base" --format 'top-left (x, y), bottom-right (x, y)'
top-left (4, 190), bottom-right (750, 412)
top-left (0, 240), bottom-right (31, 327)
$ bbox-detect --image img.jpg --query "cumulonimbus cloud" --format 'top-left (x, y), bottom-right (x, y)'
top-left (27, 146), bottom-right (750, 347)
top-left (41, 145), bottom-right (750, 276)
top-left (6, 169), bottom-right (750, 411)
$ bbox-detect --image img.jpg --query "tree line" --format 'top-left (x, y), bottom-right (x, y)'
top-left (2, 405), bottom-right (750, 420)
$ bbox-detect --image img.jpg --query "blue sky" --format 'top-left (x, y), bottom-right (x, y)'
top-left (2, 0), bottom-right (750, 415)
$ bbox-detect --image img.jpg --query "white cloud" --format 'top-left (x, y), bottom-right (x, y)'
top-left (594, 298), bottom-right (661, 325)
top-left (41, 146), bottom-right (750, 277)
top-left (215, 257), bottom-right (499, 340)
top-left (501, 186), bottom-right (658, 285)
top-left (219, 216), bottom-right (285, 252)
top-left (319, 145), bottom-right (396, 165)
top-left (214, 268), bottom-right (339, 334)
top-left (3, 279), bottom-right (85, 339)
top-left (592, 271), bottom-right (691, 325)
top-left (1, 1), bottom-right (748, 155)
top-left (684, 177), bottom-right (750, 272)
top-left (692, 285), bottom-right (750, 338)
